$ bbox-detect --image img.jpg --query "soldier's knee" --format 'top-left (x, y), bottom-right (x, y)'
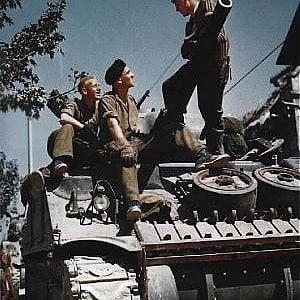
top-left (62, 123), bottom-right (74, 131)
top-left (60, 124), bottom-right (75, 135)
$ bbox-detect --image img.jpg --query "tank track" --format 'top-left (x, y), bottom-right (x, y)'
top-left (135, 218), bottom-right (300, 299)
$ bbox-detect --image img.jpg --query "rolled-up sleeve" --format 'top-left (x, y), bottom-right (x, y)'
top-left (61, 101), bottom-right (76, 117)
top-left (99, 96), bottom-right (120, 122)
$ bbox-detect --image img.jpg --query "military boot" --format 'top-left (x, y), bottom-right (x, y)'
top-left (205, 127), bottom-right (224, 155)
top-left (126, 200), bottom-right (142, 221)
top-left (195, 148), bottom-right (230, 171)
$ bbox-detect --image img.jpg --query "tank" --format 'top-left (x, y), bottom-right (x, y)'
top-left (20, 31), bottom-right (300, 298)
top-left (18, 107), bottom-right (300, 299)
top-left (20, 151), bottom-right (300, 300)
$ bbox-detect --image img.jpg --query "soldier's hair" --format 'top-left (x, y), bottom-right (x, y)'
top-left (78, 75), bottom-right (97, 93)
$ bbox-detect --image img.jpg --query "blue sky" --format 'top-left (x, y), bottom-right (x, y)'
top-left (1, 0), bottom-right (298, 175)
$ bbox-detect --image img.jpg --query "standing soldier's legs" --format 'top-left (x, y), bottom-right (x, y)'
top-left (162, 62), bottom-right (197, 123)
top-left (197, 66), bottom-right (226, 154)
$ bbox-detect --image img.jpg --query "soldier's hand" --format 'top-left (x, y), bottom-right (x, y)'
top-left (120, 145), bottom-right (137, 167)
top-left (181, 40), bottom-right (199, 60)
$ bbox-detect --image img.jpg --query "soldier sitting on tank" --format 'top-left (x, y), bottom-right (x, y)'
top-left (98, 59), bottom-right (230, 222)
top-left (42, 75), bottom-right (102, 184)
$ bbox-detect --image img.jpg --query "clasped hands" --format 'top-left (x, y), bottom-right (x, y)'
top-left (120, 144), bottom-right (137, 167)
top-left (106, 140), bottom-right (138, 167)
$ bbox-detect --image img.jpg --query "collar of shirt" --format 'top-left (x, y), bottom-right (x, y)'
top-left (114, 92), bottom-right (133, 112)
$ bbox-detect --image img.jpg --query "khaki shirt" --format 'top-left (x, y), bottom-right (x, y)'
top-left (61, 99), bottom-right (99, 132)
top-left (185, 0), bottom-right (229, 61)
top-left (98, 91), bottom-right (138, 144)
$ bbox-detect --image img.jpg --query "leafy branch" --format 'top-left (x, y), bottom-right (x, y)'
top-left (0, 0), bottom-right (67, 118)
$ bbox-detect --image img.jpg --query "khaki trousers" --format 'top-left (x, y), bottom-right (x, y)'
top-left (47, 124), bottom-right (75, 159)
top-left (113, 126), bottom-right (205, 202)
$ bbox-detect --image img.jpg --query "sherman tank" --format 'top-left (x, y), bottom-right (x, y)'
top-left (20, 109), bottom-right (300, 300)
top-left (21, 98), bottom-right (300, 300)
top-left (20, 154), bottom-right (300, 300)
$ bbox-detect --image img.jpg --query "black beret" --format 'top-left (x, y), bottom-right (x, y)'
top-left (105, 59), bottom-right (126, 85)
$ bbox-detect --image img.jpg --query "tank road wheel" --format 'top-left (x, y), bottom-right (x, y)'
top-left (253, 166), bottom-right (300, 217)
top-left (192, 168), bottom-right (257, 220)
top-left (146, 265), bottom-right (179, 300)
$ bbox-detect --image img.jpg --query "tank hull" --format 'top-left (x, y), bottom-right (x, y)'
top-left (21, 167), bottom-right (300, 300)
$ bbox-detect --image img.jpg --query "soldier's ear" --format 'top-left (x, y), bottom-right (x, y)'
top-left (81, 87), bottom-right (88, 95)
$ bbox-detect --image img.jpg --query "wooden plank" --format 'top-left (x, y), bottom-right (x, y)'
top-left (142, 235), bottom-right (300, 251)
top-left (145, 248), bottom-right (300, 265)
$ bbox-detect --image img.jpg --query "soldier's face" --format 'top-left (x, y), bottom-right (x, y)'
top-left (174, 0), bottom-right (190, 17)
top-left (119, 66), bottom-right (135, 88)
top-left (83, 78), bottom-right (102, 101)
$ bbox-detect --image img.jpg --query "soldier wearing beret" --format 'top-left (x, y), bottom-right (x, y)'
top-left (99, 59), bottom-right (230, 221)
top-left (163, 0), bottom-right (231, 155)
top-left (46, 75), bottom-right (102, 177)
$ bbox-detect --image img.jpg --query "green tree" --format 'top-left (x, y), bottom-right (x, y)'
top-left (0, 0), bottom-right (67, 119)
top-left (0, 0), bottom-right (67, 215)
top-left (0, 152), bottom-right (19, 217)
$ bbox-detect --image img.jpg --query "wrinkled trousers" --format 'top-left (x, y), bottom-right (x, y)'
top-left (109, 126), bottom-right (205, 202)
top-left (162, 57), bottom-right (230, 154)
top-left (47, 124), bottom-right (74, 159)
top-left (47, 124), bottom-right (100, 170)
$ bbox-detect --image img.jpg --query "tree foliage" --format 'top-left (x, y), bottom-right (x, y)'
top-left (0, 152), bottom-right (19, 217)
top-left (0, 1), bottom-right (67, 215)
top-left (0, 0), bottom-right (67, 119)
top-left (0, 0), bottom-right (22, 29)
